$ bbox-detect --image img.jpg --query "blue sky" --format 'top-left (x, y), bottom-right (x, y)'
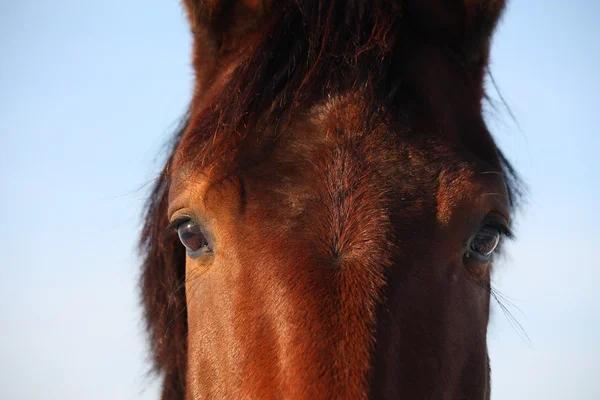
top-left (1, 1), bottom-right (598, 399)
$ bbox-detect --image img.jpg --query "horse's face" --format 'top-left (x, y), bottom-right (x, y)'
top-left (143, 1), bottom-right (514, 399)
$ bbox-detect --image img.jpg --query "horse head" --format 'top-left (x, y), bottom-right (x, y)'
top-left (141, 1), bottom-right (518, 398)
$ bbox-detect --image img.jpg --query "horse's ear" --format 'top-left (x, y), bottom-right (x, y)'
top-left (182, 0), bottom-right (271, 94)
top-left (182, 0), bottom-right (269, 31)
top-left (404, 0), bottom-right (506, 81)
top-left (403, 0), bottom-right (505, 44)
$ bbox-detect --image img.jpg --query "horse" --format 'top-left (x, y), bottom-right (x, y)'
top-left (140, 1), bottom-right (520, 398)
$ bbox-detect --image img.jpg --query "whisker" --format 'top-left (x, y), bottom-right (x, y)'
top-left (469, 273), bottom-right (532, 348)
top-left (492, 289), bottom-right (532, 348)
top-left (164, 271), bottom-right (210, 332)
top-left (163, 274), bottom-right (188, 330)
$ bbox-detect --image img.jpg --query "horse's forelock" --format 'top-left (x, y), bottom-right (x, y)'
top-left (179, 0), bottom-right (508, 171)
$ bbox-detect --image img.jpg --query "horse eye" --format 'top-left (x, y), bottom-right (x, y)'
top-left (176, 220), bottom-right (210, 258)
top-left (469, 225), bottom-right (501, 261)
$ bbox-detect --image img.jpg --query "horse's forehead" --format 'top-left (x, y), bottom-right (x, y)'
top-left (172, 88), bottom-right (508, 226)
top-left (175, 91), bottom-right (469, 194)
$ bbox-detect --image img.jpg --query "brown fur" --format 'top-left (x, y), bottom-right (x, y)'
top-left (140, 1), bottom-right (519, 398)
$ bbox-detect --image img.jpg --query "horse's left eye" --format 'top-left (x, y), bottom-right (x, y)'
top-left (469, 226), bottom-right (501, 260)
top-left (176, 219), bottom-right (211, 258)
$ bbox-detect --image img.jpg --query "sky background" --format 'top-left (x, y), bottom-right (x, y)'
top-left (1, 1), bottom-right (598, 399)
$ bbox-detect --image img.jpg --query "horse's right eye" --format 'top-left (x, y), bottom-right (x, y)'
top-left (176, 219), bottom-right (211, 258)
top-left (469, 225), bottom-right (501, 260)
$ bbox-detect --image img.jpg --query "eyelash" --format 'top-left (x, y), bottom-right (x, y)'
top-left (164, 215), bottom-right (194, 238)
top-left (484, 218), bottom-right (514, 240)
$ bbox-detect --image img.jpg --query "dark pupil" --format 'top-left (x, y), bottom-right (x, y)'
top-left (177, 221), bottom-right (207, 252)
top-left (471, 227), bottom-right (500, 256)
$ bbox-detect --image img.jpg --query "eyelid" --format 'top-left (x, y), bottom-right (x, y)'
top-left (163, 214), bottom-right (194, 239)
top-left (483, 214), bottom-right (514, 240)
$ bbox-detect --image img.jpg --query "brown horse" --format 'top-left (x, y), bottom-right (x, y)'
top-left (140, 0), bottom-right (520, 398)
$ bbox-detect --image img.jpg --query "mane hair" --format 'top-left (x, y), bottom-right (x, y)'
top-left (140, 116), bottom-right (188, 398)
top-left (140, 1), bottom-right (519, 398)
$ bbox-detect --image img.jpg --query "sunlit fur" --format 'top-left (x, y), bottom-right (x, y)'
top-left (140, 1), bottom-right (520, 398)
